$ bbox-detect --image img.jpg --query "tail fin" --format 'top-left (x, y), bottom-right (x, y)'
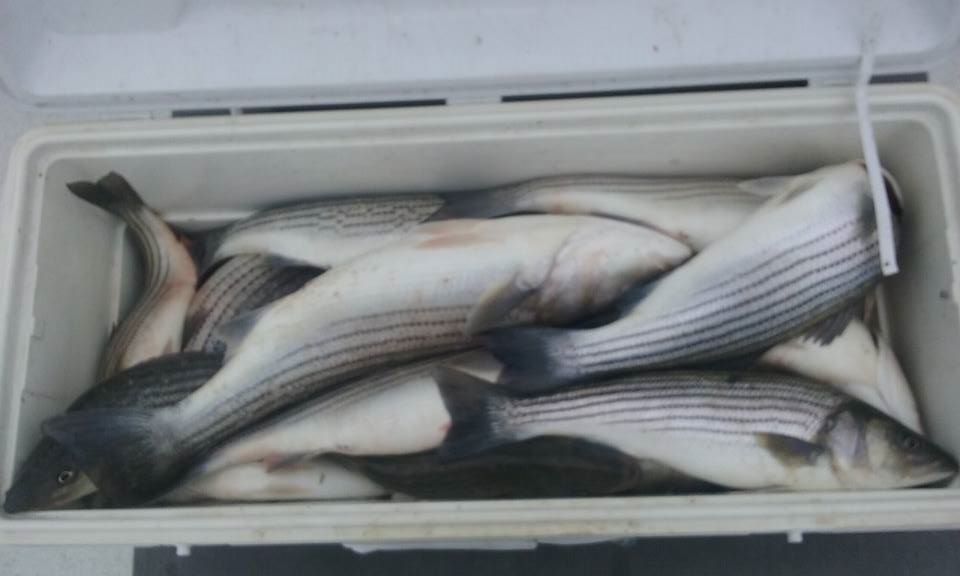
top-left (42, 408), bottom-right (184, 506)
top-left (66, 172), bottom-right (145, 217)
top-left (434, 367), bottom-right (516, 460)
top-left (482, 326), bottom-right (578, 392)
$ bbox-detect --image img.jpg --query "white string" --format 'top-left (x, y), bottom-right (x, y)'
top-left (855, 26), bottom-right (899, 276)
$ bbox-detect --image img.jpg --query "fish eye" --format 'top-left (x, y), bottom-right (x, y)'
top-left (56, 469), bottom-right (76, 485)
top-left (899, 432), bottom-right (921, 451)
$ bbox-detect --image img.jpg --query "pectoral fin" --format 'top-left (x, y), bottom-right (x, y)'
top-left (465, 277), bottom-right (535, 335)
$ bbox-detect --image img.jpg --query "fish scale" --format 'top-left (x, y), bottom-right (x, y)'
top-left (208, 194), bottom-right (445, 268)
top-left (228, 195), bottom-right (442, 234)
top-left (507, 376), bottom-right (839, 444)
top-left (507, 373), bottom-right (842, 442)
top-left (574, 244), bottom-right (879, 371)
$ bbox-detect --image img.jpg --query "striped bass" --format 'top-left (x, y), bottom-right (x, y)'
top-left (202, 175), bottom-right (766, 272)
top-left (2, 353), bottom-right (222, 513)
top-left (432, 174), bottom-right (771, 250)
top-left (184, 255), bottom-right (321, 353)
top-left (488, 163), bottom-right (890, 390)
top-left (163, 459), bottom-right (386, 504)
top-left (45, 215), bottom-right (691, 505)
top-left (203, 194), bottom-right (444, 270)
top-left (436, 369), bottom-right (958, 491)
top-left (67, 173), bottom-right (198, 379)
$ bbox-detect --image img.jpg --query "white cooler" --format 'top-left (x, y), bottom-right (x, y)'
top-left (1, 0), bottom-right (960, 547)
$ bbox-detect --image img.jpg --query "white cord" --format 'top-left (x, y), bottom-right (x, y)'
top-left (855, 29), bottom-right (899, 276)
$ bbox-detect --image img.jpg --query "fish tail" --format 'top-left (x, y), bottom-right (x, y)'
top-left (425, 192), bottom-right (511, 221)
top-left (67, 172), bottom-right (145, 217)
top-left (434, 367), bottom-right (517, 459)
top-left (483, 326), bottom-right (578, 392)
top-left (42, 408), bottom-right (182, 506)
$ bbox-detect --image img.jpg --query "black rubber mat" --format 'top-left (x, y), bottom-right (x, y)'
top-left (135, 531), bottom-right (960, 576)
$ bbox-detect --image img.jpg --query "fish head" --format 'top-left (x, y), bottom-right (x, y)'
top-left (3, 437), bottom-right (98, 513)
top-left (821, 402), bottom-right (958, 489)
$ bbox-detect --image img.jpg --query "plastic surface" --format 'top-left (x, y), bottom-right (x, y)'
top-left (1, 84), bottom-right (960, 545)
top-left (0, 1), bottom-right (958, 110)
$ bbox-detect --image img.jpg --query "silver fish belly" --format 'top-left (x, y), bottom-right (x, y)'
top-left (192, 353), bottom-right (484, 476)
top-left (162, 459), bottom-right (386, 503)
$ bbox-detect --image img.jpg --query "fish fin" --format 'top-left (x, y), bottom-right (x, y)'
top-left (483, 327), bottom-right (577, 391)
top-left (697, 353), bottom-right (765, 372)
top-left (434, 367), bottom-right (516, 459)
top-left (42, 408), bottom-right (181, 506)
top-left (215, 306), bottom-right (270, 360)
top-left (800, 301), bottom-right (862, 346)
top-left (875, 337), bottom-right (924, 433)
top-left (66, 172), bottom-right (145, 216)
top-left (757, 433), bottom-right (825, 467)
top-left (425, 192), bottom-right (509, 222)
top-left (573, 278), bottom-right (662, 328)
top-left (260, 254), bottom-right (319, 269)
top-left (465, 277), bottom-right (535, 335)
top-left (737, 176), bottom-right (795, 197)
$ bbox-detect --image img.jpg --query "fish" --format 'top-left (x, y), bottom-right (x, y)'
top-left (202, 194), bottom-right (445, 270)
top-left (67, 173), bottom-right (198, 379)
top-left (332, 437), bottom-right (719, 500)
top-left (432, 174), bottom-right (771, 250)
top-left (436, 369), bottom-right (958, 491)
top-left (45, 215), bottom-right (691, 506)
top-left (161, 459), bottom-right (386, 504)
top-left (190, 353), bottom-right (488, 477)
top-left (183, 255), bottom-right (322, 353)
top-left (759, 318), bottom-right (923, 432)
top-left (2, 352), bottom-right (222, 513)
top-left (487, 163), bottom-right (889, 391)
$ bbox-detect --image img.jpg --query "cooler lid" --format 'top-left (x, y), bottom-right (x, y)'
top-left (1, 0), bottom-right (958, 112)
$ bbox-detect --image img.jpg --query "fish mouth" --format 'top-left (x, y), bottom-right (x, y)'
top-left (2, 485), bottom-right (40, 514)
top-left (910, 453), bottom-right (960, 487)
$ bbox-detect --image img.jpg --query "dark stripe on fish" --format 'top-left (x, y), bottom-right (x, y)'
top-left (184, 256), bottom-right (321, 353)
